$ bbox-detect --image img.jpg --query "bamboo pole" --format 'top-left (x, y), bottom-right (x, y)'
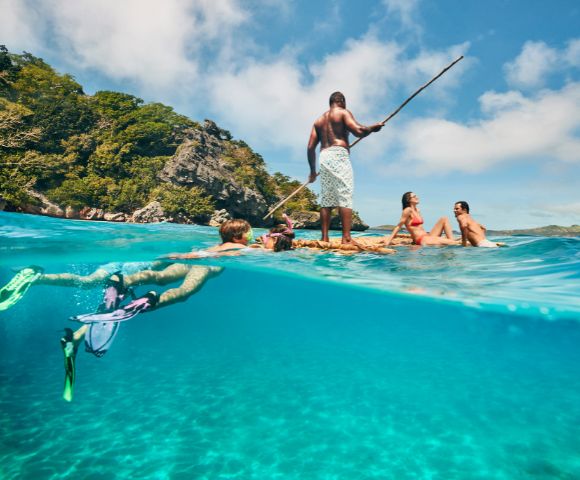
top-left (263, 179), bottom-right (310, 219)
top-left (350, 55), bottom-right (464, 148)
top-left (263, 56), bottom-right (464, 219)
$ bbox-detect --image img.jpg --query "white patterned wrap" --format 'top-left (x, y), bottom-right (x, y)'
top-left (319, 146), bottom-right (353, 209)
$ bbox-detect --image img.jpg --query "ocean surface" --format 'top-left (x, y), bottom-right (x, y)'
top-left (1, 211), bottom-right (579, 479)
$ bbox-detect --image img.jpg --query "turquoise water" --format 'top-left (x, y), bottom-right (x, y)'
top-left (1, 211), bottom-right (579, 479)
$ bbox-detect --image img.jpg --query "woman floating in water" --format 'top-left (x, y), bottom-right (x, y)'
top-left (384, 192), bottom-right (459, 247)
top-left (255, 214), bottom-right (296, 252)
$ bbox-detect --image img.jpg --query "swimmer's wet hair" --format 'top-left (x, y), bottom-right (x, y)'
top-left (269, 224), bottom-right (295, 252)
top-left (219, 219), bottom-right (251, 243)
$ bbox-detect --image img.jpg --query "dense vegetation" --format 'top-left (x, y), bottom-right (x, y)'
top-left (0, 47), bottom-right (318, 222)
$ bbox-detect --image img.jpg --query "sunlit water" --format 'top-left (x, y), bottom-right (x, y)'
top-left (1, 212), bottom-right (579, 479)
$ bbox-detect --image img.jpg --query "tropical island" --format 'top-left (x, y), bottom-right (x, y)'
top-left (0, 47), bottom-right (367, 230)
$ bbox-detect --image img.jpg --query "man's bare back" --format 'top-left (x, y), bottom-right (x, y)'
top-left (313, 108), bottom-right (354, 151)
top-left (457, 214), bottom-right (486, 246)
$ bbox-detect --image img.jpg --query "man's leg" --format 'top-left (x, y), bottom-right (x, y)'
top-left (73, 324), bottom-right (89, 344)
top-left (320, 207), bottom-right (331, 242)
top-left (124, 263), bottom-right (192, 288)
top-left (157, 266), bottom-right (223, 308)
top-left (339, 207), bottom-right (353, 244)
top-left (38, 269), bottom-right (110, 288)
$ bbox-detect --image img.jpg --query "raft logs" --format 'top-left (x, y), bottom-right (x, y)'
top-left (292, 234), bottom-right (413, 254)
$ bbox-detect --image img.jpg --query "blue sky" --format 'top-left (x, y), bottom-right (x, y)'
top-left (2, 0), bottom-right (579, 229)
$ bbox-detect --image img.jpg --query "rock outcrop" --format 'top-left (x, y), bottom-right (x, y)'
top-left (160, 120), bottom-right (270, 226)
top-left (104, 212), bottom-right (127, 222)
top-left (287, 211), bottom-right (368, 231)
top-left (131, 201), bottom-right (167, 223)
top-left (79, 207), bottom-right (105, 221)
top-left (209, 209), bottom-right (231, 227)
top-left (23, 190), bottom-right (64, 218)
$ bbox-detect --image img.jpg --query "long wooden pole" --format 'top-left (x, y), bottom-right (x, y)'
top-left (264, 180), bottom-right (310, 219)
top-left (350, 55), bottom-right (464, 148)
top-left (264, 55), bottom-right (464, 219)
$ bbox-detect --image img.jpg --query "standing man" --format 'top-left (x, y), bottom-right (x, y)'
top-left (307, 91), bottom-right (383, 244)
top-left (453, 201), bottom-right (498, 248)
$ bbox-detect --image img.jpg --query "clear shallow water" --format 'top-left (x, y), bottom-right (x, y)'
top-left (1, 212), bottom-right (579, 479)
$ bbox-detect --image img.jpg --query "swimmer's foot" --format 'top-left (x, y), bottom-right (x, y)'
top-left (98, 272), bottom-right (133, 313)
top-left (72, 291), bottom-right (159, 324)
top-left (60, 328), bottom-right (77, 402)
top-left (207, 266), bottom-right (224, 278)
top-left (0, 266), bottom-right (44, 312)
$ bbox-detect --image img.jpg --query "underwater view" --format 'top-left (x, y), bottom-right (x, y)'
top-left (1, 211), bottom-right (579, 479)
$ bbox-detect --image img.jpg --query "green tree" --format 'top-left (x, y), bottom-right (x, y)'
top-left (0, 98), bottom-right (42, 151)
top-left (150, 184), bottom-right (215, 220)
top-left (12, 63), bottom-right (96, 151)
top-left (0, 45), bottom-right (21, 99)
top-left (272, 172), bottom-right (319, 212)
top-left (47, 174), bottom-right (116, 209)
top-left (0, 153), bottom-right (37, 207)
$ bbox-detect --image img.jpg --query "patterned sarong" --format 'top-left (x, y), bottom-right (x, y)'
top-left (319, 146), bottom-right (353, 209)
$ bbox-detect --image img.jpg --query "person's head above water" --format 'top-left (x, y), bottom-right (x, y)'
top-left (261, 214), bottom-right (295, 252)
top-left (454, 201), bottom-right (470, 216)
top-left (268, 224), bottom-right (295, 252)
top-left (401, 192), bottom-right (419, 209)
top-left (219, 219), bottom-right (252, 244)
top-left (329, 91), bottom-right (346, 107)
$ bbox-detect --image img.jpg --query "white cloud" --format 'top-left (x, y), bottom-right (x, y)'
top-left (390, 82), bottom-right (580, 174)
top-left (206, 36), bottom-right (470, 160)
top-left (0, 0), bottom-right (45, 52)
top-left (531, 202), bottom-right (580, 217)
top-left (504, 39), bottom-right (580, 89)
top-left (504, 41), bottom-right (558, 89)
top-left (3, 0), bottom-right (248, 92)
top-left (564, 38), bottom-right (580, 68)
top-left (381, 0), bottom-right (422, 34)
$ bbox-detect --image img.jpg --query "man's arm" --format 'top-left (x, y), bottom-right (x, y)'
top-left (307, 126), bottom-right (319, 183)
top-left (343, 110), bottom-right (383, 138)
top-left (457, 216), bottom-right (469, 246)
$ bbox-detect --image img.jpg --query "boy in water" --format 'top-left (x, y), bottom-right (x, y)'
top-left (168, 219), bottom-right (254, 259)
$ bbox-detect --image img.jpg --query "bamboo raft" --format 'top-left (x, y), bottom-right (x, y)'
top-left (292, 234), bottom-right (414, 254)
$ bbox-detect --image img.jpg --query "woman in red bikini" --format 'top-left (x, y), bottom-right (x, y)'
top-left (384, 192), bottom-right (459, 246)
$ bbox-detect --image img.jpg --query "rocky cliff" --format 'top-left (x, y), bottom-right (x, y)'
top-left (159, 120), bottom-right (270, 226)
